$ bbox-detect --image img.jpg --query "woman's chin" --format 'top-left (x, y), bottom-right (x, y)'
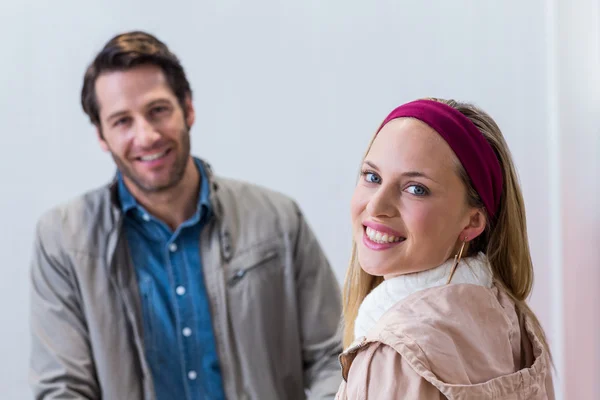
top-left (358, 260), bottom-right (394, 277)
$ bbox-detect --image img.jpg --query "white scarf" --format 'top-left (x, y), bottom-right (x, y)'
top-left (353, 252), bottom-right (493, 340)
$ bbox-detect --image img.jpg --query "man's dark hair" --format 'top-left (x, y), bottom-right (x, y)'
top-left (81, 31), bottom-right (192, 126)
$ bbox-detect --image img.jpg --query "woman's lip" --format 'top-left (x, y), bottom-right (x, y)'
top-left (363, 220), bottom-right (404, 237)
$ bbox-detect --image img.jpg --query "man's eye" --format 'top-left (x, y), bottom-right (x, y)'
top-left (114, 117), bottom-right (130, 127)
top-left (151, 106), bottom-right (169, 115)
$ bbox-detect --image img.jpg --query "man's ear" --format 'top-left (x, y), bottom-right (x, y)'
top-left (96, 126), bottom-right (109, 152)
top-left (184, 95), bottom-right (195, 128)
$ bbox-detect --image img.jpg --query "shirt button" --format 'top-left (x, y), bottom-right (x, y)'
top-left (176, 286), bottom-right (186, 296)
top-left (142, 213), bottom-right (150, 221)
top-left (188, 370), bottom-right (197, 380)
top-left (182, 327), bottom-right (192, 337)
top-left (169, 243), bottom-right (178, 252)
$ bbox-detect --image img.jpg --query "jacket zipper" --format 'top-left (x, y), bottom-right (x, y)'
top-left (227, 250), bottom-right (278, 287)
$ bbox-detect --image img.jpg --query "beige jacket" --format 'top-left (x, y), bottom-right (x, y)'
top-left (336, 256), bottom-right (555, 399)
top-left (29, 159), bottom-right (343, 400)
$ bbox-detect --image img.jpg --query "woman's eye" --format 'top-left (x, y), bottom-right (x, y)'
top-left (364, 172), bottom-right (381, 184)
top-left (405, 185), bottom-right (428, 196)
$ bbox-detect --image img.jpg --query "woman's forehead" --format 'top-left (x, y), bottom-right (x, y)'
top-left (367, 118), bottom-right (459, 172)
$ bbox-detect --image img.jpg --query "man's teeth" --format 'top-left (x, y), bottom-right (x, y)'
top-left (366, 227), bottom-right (403, 244)
top-left (140, 150), bottom-right (168, 161)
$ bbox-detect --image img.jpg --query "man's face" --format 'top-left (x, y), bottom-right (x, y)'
top-left (95, 64), bottom-right (195, 193)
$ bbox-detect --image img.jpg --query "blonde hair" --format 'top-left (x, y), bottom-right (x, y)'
top-left (342, 98), bottom-right (552, 362)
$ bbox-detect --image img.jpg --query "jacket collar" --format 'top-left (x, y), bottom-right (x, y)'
top-left (354, 253), bottom-right (493, 339)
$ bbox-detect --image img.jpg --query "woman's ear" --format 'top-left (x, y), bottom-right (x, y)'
top-left (460, 208), bottom-right (487, 242)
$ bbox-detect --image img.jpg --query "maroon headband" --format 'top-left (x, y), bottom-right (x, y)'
top-left (377, 99), bottom-right (503, 218)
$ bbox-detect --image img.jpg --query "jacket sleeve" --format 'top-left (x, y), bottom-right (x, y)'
top-left (345, 343), bottom-right (441, 399)
top-left (29, 214), bottom-right (100, 399)
top-left (544, 357), bottom-right (556, 400)
top-left (292, 204), bottom-right (343, 400)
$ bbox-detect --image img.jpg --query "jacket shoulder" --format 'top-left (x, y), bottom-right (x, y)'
top-left (213, 177), bottom-right (303, 232)
top-left (372, 285), bottom-right (515, 378)
top-left (35, 183), bottom-right (116, 258)
top-left (214, 177), bottom-right (299, 212)
top-left (354, 284), bottom-right (552, 399)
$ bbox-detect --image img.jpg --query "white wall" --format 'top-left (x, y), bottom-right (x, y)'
top-left (553, 0), bottom-right (600, 399)
top-left (2, 0), bottom-right (594, 398)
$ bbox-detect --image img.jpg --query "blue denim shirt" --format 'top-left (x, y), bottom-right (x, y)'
top-left (118, 159), bottom-right (226, 400)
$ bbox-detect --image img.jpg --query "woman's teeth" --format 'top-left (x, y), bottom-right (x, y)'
top-left (365, 227), bottom-right (404, 244)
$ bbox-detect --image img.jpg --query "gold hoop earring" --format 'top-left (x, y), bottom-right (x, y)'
top-left (446, 237), bottom-right (467, 284)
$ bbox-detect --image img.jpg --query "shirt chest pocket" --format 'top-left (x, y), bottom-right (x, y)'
top-left (138, 275), bottom-right (159, 352)
top-left (136, 274), bottom-right (179, 369)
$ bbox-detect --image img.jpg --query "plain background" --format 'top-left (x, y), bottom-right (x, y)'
top-left (1, 1), bottom-right (598, 399)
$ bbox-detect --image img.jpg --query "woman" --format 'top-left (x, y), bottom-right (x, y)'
top-left (336, 98), bottom-right (555, 399)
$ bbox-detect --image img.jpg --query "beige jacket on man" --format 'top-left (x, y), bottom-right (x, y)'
top-left (29, 159), bottom-right (343, 400)
top-left (336, 257), bottom-right (555, 399)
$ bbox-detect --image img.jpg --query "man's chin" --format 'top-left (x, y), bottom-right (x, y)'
top-left (128, 176), bottom-right (179, 193)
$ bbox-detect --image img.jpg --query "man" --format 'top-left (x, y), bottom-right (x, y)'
top-left (29, 31), bottom-right (342, 400)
